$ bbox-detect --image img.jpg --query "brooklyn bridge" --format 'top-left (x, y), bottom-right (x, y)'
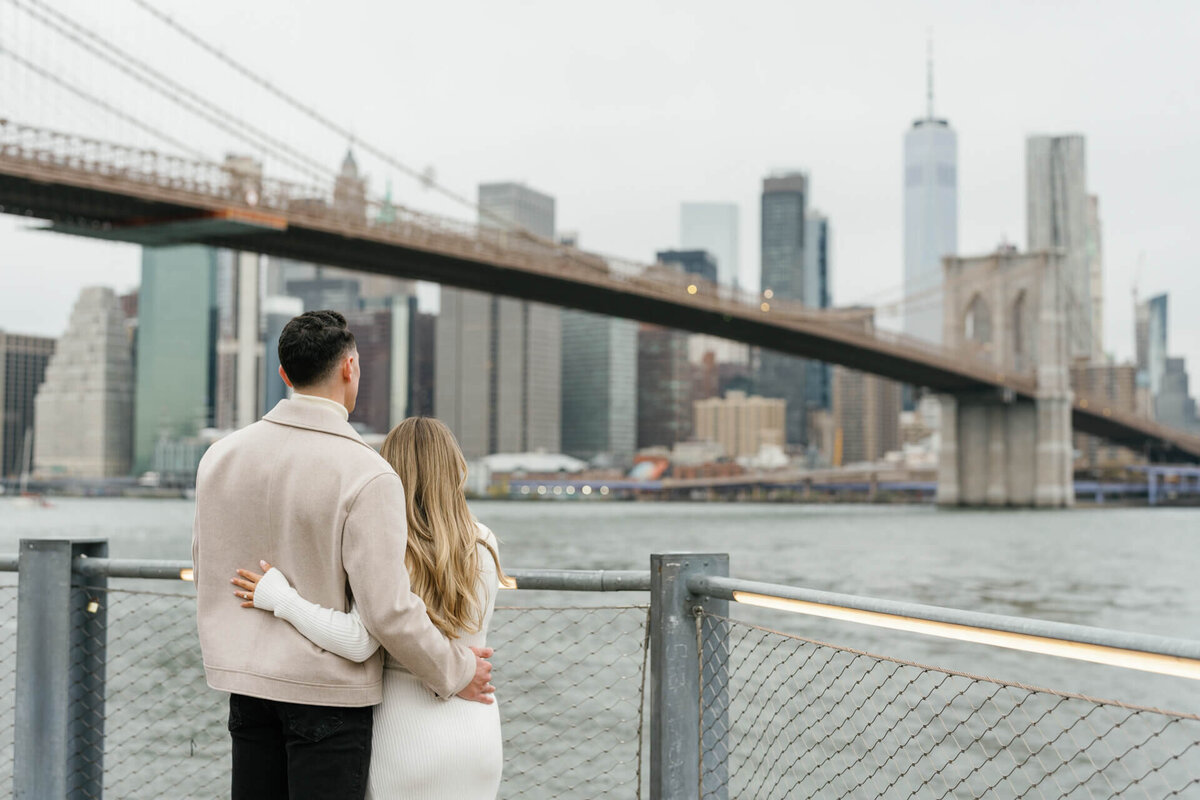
top-left (1, 0), bottom-right (1197, 507)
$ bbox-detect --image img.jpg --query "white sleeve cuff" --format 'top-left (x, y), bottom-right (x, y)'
top-left (252, 567), bottom-right (294, 613)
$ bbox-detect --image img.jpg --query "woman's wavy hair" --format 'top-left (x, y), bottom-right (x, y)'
top-left (380, 417), bottom-right (507, 639)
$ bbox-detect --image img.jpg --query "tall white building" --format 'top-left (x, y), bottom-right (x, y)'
top-left (33, 287), bottom-right (133, 478)
top-left (1026, 133), bottom-right (1098, 361)
top-left (902, 45), bottom-right (958, 345)
top-left (680, 203), bottom-right (740, 289)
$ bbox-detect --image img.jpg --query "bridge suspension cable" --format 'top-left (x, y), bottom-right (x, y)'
top-left (0, 45), bottom-right (206, 160)
top-left (7, 0), bottom-right (339, 185)
top-left (123, 0), bottom-right (500, 225)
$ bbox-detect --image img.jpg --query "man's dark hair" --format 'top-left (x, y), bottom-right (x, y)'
top-left (278, 310), bottom-right (356, 388)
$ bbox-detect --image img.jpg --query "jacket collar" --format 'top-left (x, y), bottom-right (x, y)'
top-left (263, 398), bottom-right (373, 449)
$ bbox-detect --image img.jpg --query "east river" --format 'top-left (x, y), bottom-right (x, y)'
top-left (2, 498), bottom-right (1197, 714)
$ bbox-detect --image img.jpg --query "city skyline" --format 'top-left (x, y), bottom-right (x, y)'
top-left (0, 1), bottom-right (1197, 377)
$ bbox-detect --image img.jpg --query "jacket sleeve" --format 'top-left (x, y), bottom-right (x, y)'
top-left (254, 568), bottom-right (381, 663)
top-left (341, 472), bottom-right (475, 698)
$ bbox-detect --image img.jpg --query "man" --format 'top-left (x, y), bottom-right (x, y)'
top-left (194, 310), bottom-right (494, 799)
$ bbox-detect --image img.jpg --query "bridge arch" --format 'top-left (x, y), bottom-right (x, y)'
top-left (964, 293), bottom-right (992, 346)
top-left (1011, 290), bottom-right (1030, 372)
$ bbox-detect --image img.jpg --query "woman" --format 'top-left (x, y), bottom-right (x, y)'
top-left (231, 417), bottom-right (506, 799)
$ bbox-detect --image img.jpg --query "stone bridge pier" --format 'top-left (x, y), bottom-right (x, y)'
top-left (936, 251), bottom-right (1074, 507)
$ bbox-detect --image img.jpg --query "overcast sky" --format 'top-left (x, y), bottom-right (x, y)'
top-left (1, 0), bottom-right (1197, 374)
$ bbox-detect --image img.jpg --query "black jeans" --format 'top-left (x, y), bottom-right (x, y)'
top-left (228, 693), bottom-right (373, 800)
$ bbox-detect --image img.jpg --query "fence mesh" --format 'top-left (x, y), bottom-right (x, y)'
top-left (70, 586), bottom-right (228, 798)
top-left (699, 613), bottom-right (1200, 800)
top-left (490, 605), bottom-right (651, 799)
top-left (0, 585), bottom-right (650, 798)
top-left (0, 587), bottom-right (16, 793)
top-left (5, 579), bottom-right (1200, 798)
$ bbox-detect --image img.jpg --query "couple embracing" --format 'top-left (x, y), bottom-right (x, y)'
top-left (193, 310), bottom-right (505, 799)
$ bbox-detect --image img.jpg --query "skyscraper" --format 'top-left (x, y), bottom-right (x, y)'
top-left (1156, 358), bottom-right (1200, 434)
top-left (902, 42), bottom-right (958, 345)
top-left (803, 211), bottom-right (832, 411)
top-left (437, 182), bottom-right (561, 458)
top-left (680, 203), bottom-right (740, 289)
top-left (133, 245), bottom-right (219, 475)
top-left (33, 287), bottom-right (134, 478)
top-left (637, 323), bottom-right (694, 449)
top-left (1135, 292), bottom-right (1168, 397)
top-left (656, 249), bottom-right (718, 285)
top-left (0, 331), bottom-right (56, 479)
top-left (408, 304), bottom-right (437, 418)
top-left (832, 366), bottom-right (903, 465)
top-left (760, 172), bottom-right (808, 301)
top-left (561, 310), bottom-right (637, 466)
top-left (1026, 133), bottom-right (1097, 361)
top-left (758, 171), bottom-right (811, 446)
top-left (344, 309), bottom-right (394, 434)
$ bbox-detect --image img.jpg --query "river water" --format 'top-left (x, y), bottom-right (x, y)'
top-left (2, 497), bottom-right (1196, 715)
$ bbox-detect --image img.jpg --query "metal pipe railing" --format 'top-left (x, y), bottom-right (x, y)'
top-left (505, 568), bottom-right (650, 592)
top-left (5, 552), bottom-right (1199, 677)
top-left (0, 556), bottom-right (652, 591)
top-left (72, 556), bottom-right (193, 581)
top-left (689, 574), bottom-right (1200, 680)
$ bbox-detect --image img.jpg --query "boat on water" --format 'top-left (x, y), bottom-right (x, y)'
top-left (7, 492), bottom-right (51, 509)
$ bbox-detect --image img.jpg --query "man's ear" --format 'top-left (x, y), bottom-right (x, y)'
top-left (342, 354), bottom-right (355, 382)
top-left (278, 365), bottom-right (293, 388)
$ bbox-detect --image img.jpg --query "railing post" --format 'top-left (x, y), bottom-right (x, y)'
top-left (649, 553), bottom-right (729, 800)
top-left (14, 539), bottom-right (107, 799)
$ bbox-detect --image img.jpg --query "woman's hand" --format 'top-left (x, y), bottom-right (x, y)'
top-left (231, 561), bottom-right (273, 608)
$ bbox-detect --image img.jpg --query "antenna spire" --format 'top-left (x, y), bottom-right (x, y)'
top-left (926, 29), bottom-right (934, 120)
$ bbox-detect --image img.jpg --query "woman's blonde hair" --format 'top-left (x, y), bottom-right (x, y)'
top-left (380, 417), bottom-right (506, 639)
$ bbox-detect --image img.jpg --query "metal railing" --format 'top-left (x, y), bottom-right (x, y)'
top-left (2, 542), bottom-right (1199, 798)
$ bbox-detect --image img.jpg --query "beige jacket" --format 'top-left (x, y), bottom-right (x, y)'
top-left (193, 398), bottom-right (474, 706)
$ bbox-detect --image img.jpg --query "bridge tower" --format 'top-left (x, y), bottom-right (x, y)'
top-left (937, 250), bottom-right (1074, 507)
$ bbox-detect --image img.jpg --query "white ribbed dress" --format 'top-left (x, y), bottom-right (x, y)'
top-left (253, 524), bottom-right (502, 799)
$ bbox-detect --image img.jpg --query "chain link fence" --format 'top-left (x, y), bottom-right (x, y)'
top-left (0, 583), bottom-right (651, 798)
top-left (4, 562), bottom-right (1200, 799)
top-left (699, 613), bottom-right (1200, 799)
top-left (72, 586), bottom-right (227, 799)
top-left (0, 587), bottom-right (16, 793)
top-left (490, 605), bottom-right (650, 799)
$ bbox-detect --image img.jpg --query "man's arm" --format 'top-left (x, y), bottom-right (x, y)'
top-left (341, 472), bottom-right (480, 699)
